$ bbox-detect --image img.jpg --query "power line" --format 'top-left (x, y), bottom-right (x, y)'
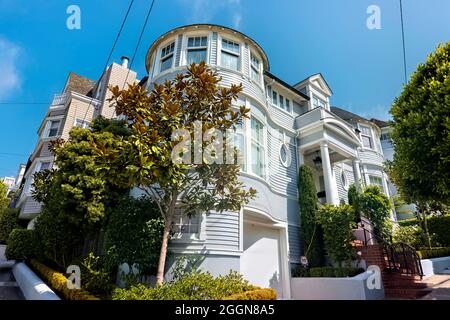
top-left (0, 102), bottom-right (48, 105)
top-left (82, 0), bottom-right (135, 122)
top-left (0, 153), bottom-right (28, 157)
top-left (400, 0), bottom-right (408, 84)
top-left (124, 0), bottom-right (156, 87)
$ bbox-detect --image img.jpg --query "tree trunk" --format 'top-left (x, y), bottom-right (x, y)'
top-left (422, 212), bottom-right (432, 249)
top-left (156, 220), bottom-right (171, 286)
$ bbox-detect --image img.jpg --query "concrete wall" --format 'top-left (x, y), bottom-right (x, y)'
top-left (13, 263), bottom-right (60, 300)
top-left (421, 256), bottom-right (450, 278)
top-left (290, 271), bottom-right (384, 300)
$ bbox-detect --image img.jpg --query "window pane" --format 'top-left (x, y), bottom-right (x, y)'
top-left (251, 66), bottom-right (260, 82)
top-left (362, 136), bottom-right (373, 148)
top-left (279, 95), bottom-right (284, 108)
top-left (361, 126), bottom-right (371, 135)
top-left (234, 133), bottom-right (246, 171)
top-left (160, 55), bottom-right (173, 72)
top-left (285, 99), bottom-right (291, 112)
top-left (201, 36), bottom-right (207, 46)
top-left (40, 162), bottom-right (51, 171)
top-left (251, 118), bottom-right (263, 143)
top-left (187, 48), bottom-right (207, 65)
top-left (251, 143), bottom-right (264, 177)
top-left (221, 51), bottom-right (239, 70)
top-left (272, 91), bottom-right (278, 105)
top-left (188, 38), bottom-right (194, 47)
top-left (48, 120), bottom-right (60, 137)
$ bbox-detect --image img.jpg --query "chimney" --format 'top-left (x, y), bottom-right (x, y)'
top-left (121, 56), bottom-right (130, 68)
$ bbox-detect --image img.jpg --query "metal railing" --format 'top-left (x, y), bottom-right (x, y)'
top-left (359, 224), bottom-right (424, 279)
top-left (50, 93), bottom-right (68, 107)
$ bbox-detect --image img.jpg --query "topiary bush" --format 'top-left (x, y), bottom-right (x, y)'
top-left (316, 204), bottom-right (356, 266)
top-left (0, 208), bottom-right (20, 244)
top-left (359, 185), bottom-right (392, 241)
top-left (113, 270), bottom-right (257, 300)
top-left (5, 229), bottom-right (36, 260)
top-left (104, 196), bottom-right (163, 277)
top-left (298, 165), bottom-right (324, 267)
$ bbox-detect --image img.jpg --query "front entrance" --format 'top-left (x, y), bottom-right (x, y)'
top-left (240, 221), bottom-right (284, 297)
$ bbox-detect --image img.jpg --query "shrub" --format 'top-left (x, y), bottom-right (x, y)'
top-left (298, 165), bottom-right (324, 267)
top-left (113, 270), bottom-right (257, 300)
top-left (393, 225), bottom-right (428, 248)
top-left (29, 259), bottom-right (100, 300)
top-left (416, 247), bottom-right (450, 259)
top-left (0, 208), bottom-right (20, 244)
top-left (104, 196), bottom-right (163, 276)
top-left (427, 215), bottom-right (450, 247)
top-left (222, 288), bottom-right (277, 300)
top-left (316, 204), bottom-right (356, 266)
top-left (80, 253), bottom-right (113, 295)
top-left (5, 229), bottom-right (36, 260)
top-left (292, 266), bottom-right (364, 278)
top-left (291, 266), bottom-right (310, 277)
top-left (359, 186), bottom-right (392, 241)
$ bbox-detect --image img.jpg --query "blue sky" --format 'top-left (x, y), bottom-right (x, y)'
top-left (0, 0), bottom-right (449, 177)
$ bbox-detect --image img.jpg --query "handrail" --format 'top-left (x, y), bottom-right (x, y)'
top-left (357, 223), bottom-right (423, 279)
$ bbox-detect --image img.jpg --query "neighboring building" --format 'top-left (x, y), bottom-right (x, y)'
top-left (16, 57), bottom-right (137, 228)
top-left (144, 24), bottom-right (397, 298)
top-left (1, 176), bottom-right (16, 195)
top-left (370, 118), bottom-right (416, 220)
top-left (17, 23), bottom-right (398, 299)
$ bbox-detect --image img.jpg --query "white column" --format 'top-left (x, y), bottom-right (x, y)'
top-left (352, 159), bottom-right (362, 190)
top-left (320, 142), bottom-right (339, 205)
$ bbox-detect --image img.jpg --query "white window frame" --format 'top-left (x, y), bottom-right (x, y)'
top-left (360, 124), bottom-right (374, 149)
top-left (250, 52), bottom-right (261, 84)
top-left (312, 96), bottom-right (326, 109)
top-left (368, 175), bottom-right (384, 191)
top-left (184, 34), bottom-right (209, 66)
top-left (24, 158), bottom-right (53, 195)
top-left (43, 118), bottom-right (62, 138)
top-left (249, 116), bottom-right (266, 178)
top-left (170, 207), bottom-right (206, 242)
top-left (219, 36), bottom-right (241, 72)
top-left (159, 40), bottom-right (176, 74)
top-left (279, 142), bottom-right (292, 168)
top-left (270, 88), bottom-right (293, 115)
top-left (74, 118), bottom-right (90, 129)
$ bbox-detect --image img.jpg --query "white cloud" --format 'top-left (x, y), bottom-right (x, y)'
top-left (178, 0), bottom-right (242, 27)
top-left (361, 105), bottom-right (392, 120)
top-left (0, 37), bottom-right (22, 99)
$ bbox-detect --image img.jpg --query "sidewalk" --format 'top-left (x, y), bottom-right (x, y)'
top-left (420, 275), bottom-right (450, 300)
top-left (0, 245), bottom-right (25, 300)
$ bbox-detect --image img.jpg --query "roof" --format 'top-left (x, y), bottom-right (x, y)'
top-left (294, 73), bottom-right (333, 94)
top-left (65, 72), bottom-right (96, 97)
top-left (370, 118), bottom-right (390, 128)
top-left (330, 106), bottom-right (369, 123)
top-left (264, 71), bottom-right (310, 101)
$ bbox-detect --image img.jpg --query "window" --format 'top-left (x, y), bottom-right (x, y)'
top-left (251, 118), bottom-right (265, 177)
top-left (221, 39), bottom-right (240, 71)
top-left (312, 96), bottom-right (326, 109)
top-left (360, 125), bottom-right (373, 149)
top-left (271, 89), bottom-right (291, 113)
top-left (250, 53), bottom-right (260, 83)
top-left (380, 133), bottom-right (391, 141)
top-left (232, 121), bottom-right (246, 171)
top-left (75, 119), bottom-right (90, 129)
top-left (369, 175), bottom-right (384, 191)
top-left (341, 170), bottom-right (349, 190)
top-left (160, 42), bottom-right (175, 72)
top-left (39, 161), bottom-right (51, 171)
top-left (279, 143), bottom-right (291, 168)
top-left (171, 208), bottom-right (200, 237)
top-left (187, 36), bottom-right (207, 65)
top-left (48, 120), bottom-right (60, 137)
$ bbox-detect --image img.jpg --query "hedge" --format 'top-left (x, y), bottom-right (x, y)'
top-left (5, 229), bottom-right (35, 260)
top-left (397, 215), bottom-right (450, 247)
top-left (29, 259), bottom-right (100, 300)
top-left (222, 288), bottom-right (277, 300)
top-left (292, 266), bottom-right (365, 278)
top-left (416, 247), bottom-right (450, 259)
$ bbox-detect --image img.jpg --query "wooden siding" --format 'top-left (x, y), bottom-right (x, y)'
top-left (288, 224), bottom-right (302, 263)
top-left (175, 34), bottom-right (183, 67)
top-left (205, 212), bottom-right (240, 251)
top-left (210, 32), bottom-right (218, 65)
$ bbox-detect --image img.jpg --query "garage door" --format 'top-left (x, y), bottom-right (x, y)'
top-left (240, 222), bottom-right (283, 297)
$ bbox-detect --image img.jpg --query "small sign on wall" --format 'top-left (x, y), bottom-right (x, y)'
top-left (300, 256), bottom-right (308, 267)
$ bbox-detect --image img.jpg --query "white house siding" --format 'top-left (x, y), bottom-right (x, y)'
top-left (288, 224), bottom-right (302, 264)
top-left (174, 34), bottom-right (183, 67)
top-left (333, 162), bottom-right (355, 204)
top-left (210, 32), bottom-right (218, 65)
top-left (205, 211), bottom-right (240, 251)
top-left (20, 197), bottom-right (42, 219)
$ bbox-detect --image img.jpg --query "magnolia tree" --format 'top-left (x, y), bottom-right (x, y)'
top-left (106, 63), bottom-right (256, 285)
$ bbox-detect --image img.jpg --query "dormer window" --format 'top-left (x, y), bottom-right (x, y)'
top-left (186, 36), bottom-right (207, 65)
top-left (221, 38), bottom-right (240, 71)
top-left (160, 42), bottom-right (175, 72)
top-left (312, 96), bottom-right (326, 109)
top-left (250, 53), bottom-right (261, 83)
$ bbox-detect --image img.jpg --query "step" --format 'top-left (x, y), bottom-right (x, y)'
top-left (385, 288), bottom-right (432, 299)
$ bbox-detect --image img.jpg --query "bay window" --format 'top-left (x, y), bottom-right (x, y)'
top-left (186, 36), bottom-right (207, 65)
top-left (369, 175), bottom-right (384, 191)
top-left (250, 53), bottom-right (261, 83)
top-left (160, 42), bottom-right (175, 72)
top-left (47, 120), bottom-right (60, 137)
top-left (251, 117), bottom-right (265, 177)
top-left (221, 38), bottom-right (240, 71)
